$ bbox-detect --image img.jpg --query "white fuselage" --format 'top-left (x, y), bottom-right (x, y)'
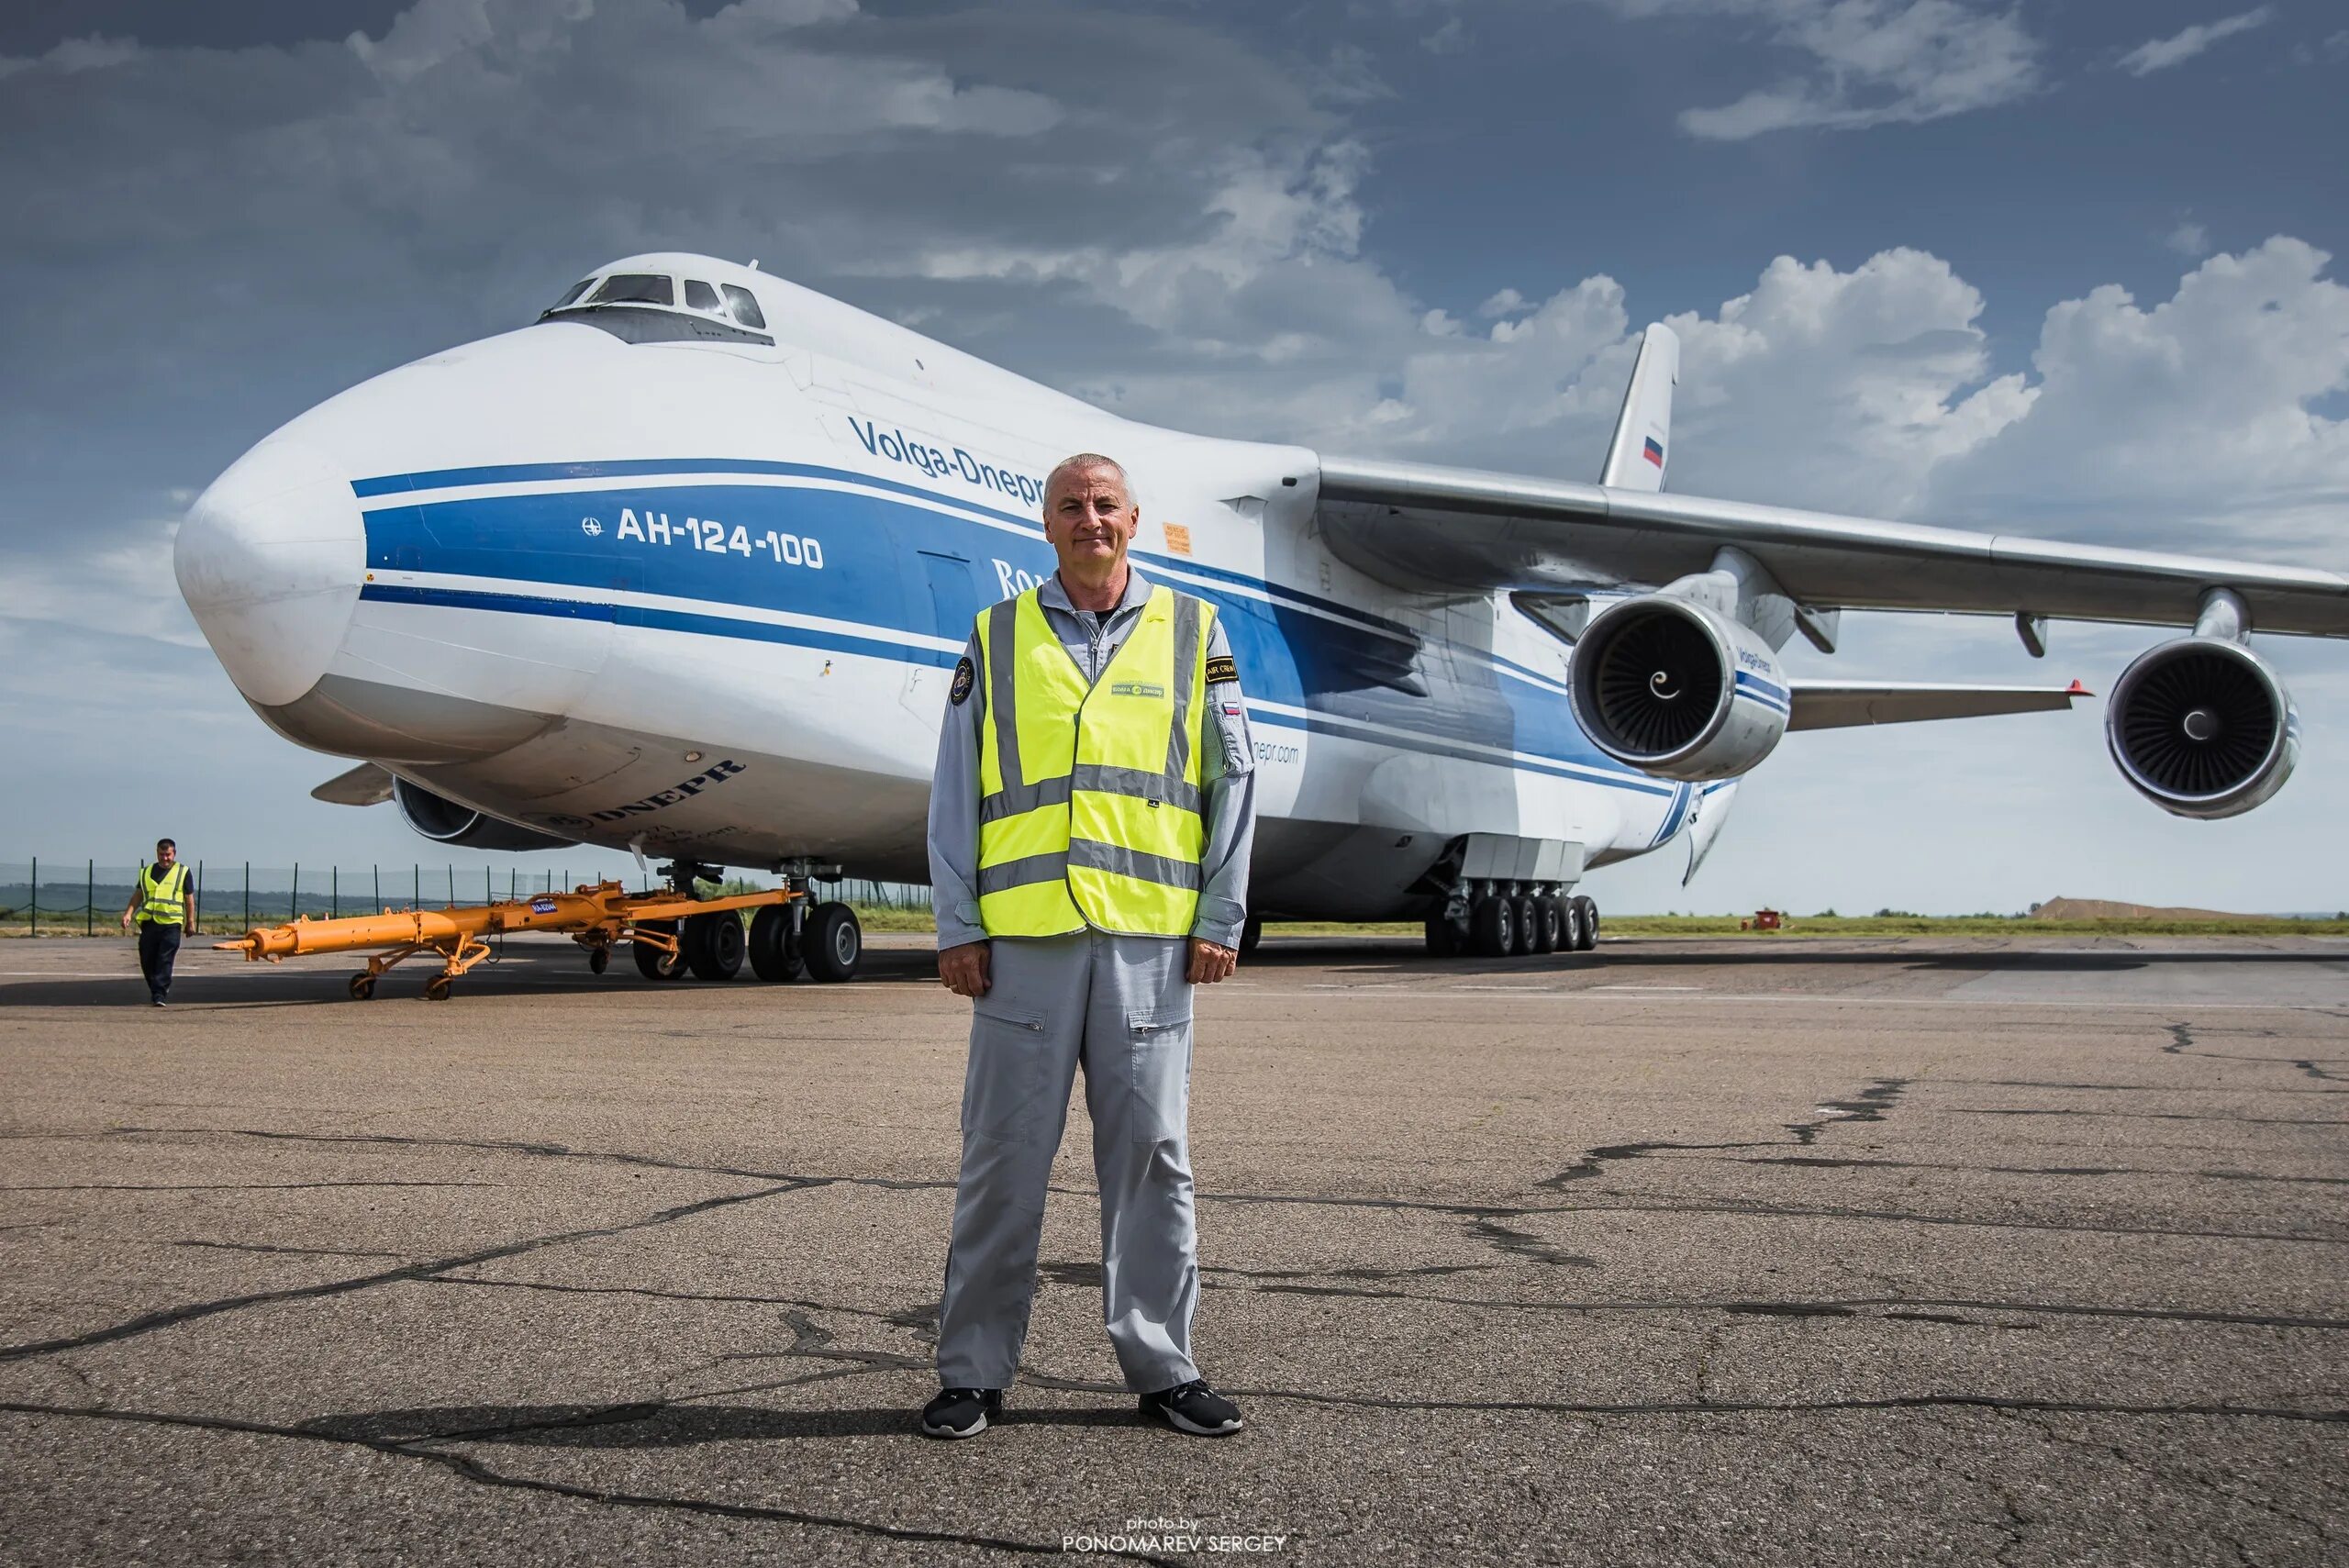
top-left (176, 254), bottom-right (1713, 918)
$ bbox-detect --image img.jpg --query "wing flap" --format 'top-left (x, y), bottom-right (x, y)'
top-left (1788, 680), bottom-right (2090, 731)
top-left (311, 762), bottom-right (395, 806)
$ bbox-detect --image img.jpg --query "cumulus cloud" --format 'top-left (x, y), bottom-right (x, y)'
top-left (2117, 6), bottom-right (2273, 77)
top-left (5, 0), bottom-right (2348, 895)
top-left (1590, 0), bottom-right (2042, 139)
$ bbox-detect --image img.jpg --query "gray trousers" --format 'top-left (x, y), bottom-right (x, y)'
top-left (936, 929), bottom-right (1199, 1393)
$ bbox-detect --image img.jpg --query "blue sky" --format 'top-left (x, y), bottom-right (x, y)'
top-left (2, 0), bottom-right (2344, 914)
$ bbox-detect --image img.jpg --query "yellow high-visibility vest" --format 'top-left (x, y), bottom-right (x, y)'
top-left (139, 862), bottom-right (191, 927)
top-left (974, 584), bottom-right (1214, 938)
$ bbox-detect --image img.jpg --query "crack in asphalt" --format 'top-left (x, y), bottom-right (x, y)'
top-left (0, 1181), bottom-right (492, 1193)
top-left (1536, 1078), bottom-right (1910, 1190)
top-left (0, 1400), bottom-right (1163, 1563)
top-left (0, 1181), bottom-right (817, 1363)
top-left (1563, 1196), bottom-right (2345, 1245)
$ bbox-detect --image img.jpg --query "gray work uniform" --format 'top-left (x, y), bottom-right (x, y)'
top-left (927, 567), bottom-right (1257, 1393)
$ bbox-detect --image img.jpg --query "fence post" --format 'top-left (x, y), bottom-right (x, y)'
top-left (332, 865), bottom-right (339, 920)
top-left (243, 862), bottom-right (250, 930)
top-left (485, 865), bottom-right (492, 908)
top-left (28, 856), bottom-right (34, 939)
top-left (291, 862), bottom-right (299, 922)
top-left (374, 864), bottom-right (380, 912)
top-left (195, 859), bottom-right (204, 936)
top-left (86, 859), bottom-right (94, 937)
top-left (413, 864), bottom-right (419, 909)
top-left (447, 863), bottom-right (454, 908)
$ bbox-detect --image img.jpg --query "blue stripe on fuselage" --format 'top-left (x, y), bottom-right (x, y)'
top-left (353, 462), bottom-right (1668, 795)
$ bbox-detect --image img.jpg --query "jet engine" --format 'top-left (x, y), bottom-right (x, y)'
top-left (1567, 595), bottom-right (1788, 782)
top-left (2105, 637), bottom-right (2297, 818)
top-left (393, 778), bottom-right (581, 851)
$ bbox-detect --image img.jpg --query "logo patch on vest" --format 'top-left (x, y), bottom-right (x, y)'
top-left (950, 655), bottom-right (974, 706)
top-left (1205, 655), bottom-right (1238, 685)
top-left (1108, 680), bottom-right (1167, 698)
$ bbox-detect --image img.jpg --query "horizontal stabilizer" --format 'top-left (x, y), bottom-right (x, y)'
top-left (1788, 679), bottom-right (2090, 732)
top-left (311, 761), bottom-right (395, 806)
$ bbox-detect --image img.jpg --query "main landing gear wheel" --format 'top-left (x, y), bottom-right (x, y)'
top-left (685, 910), bottom-right (746, 982)
top-left (1531, 896), bottom-right (1562, 953)
top-left (1472, 895), bottom-right (1516, 958)
top-left (424, 974), bottom-right (453, 1002)
top-left (1560, 898), bottom-right (1583, 953)
top-left (348, 973), bottom-right (376, 1001)
top-left (632, 920), bottom-right (690, 981)
top-left (803, 901), bottom-right (862, 983)
top-left (1516, 896), bottom-right (1540, 955)
top-left (748, 905), bottom-right (803, 983)
top-left (1573, 895), bottom-right (1600, 951)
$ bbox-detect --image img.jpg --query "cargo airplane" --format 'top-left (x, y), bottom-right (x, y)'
top-left (175, 252), bottom-right (2348, 982)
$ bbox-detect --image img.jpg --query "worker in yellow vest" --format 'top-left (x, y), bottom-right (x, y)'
top-left (920, 453), bottom-right (1257, 1440)
top-left (120, 838), bottom-right (197, 1006)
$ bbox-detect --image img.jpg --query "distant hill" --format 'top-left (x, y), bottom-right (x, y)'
top-left (2031, 896), bottom-right (2275, 922)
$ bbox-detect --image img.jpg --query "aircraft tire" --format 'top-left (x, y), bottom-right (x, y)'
top-left (1531, 896), bottom-right (1562, 953)
top-left (632, 920), bottom-right (690, 981)
top-left (748, 906), bottom-right (804, 983)
top-left (1240, 916), bottom-right (1263, 955)
top-left (1425, 914), bottom-right (1462, 957)
top-left (686, 911), bottom-right (746, 982)
top-left (804, 902), bottom-right (862, 983)
top-left (1471, 895), bottom-right (1515, 957)
top-left (1573, 895), bottom-right (1599, 951)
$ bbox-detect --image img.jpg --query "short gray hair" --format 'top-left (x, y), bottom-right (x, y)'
top-left (1045, 452), bottom-right (1141, 513)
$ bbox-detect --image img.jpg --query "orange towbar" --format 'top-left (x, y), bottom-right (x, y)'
top-left (215, 879), bottom-right (803, 1000)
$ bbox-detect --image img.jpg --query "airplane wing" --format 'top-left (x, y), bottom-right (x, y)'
top-left (1314, 454), bottom-right (2349, 639)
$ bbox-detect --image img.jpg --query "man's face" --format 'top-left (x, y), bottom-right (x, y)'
top-left (155, 844), bottom-right (175, 868)
top-left (1043, 467), bottom-right (1138, 574)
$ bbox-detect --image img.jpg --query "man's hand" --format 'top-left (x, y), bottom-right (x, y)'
top-left (119, 911), bottom-right (132, 933)
top-left (1186, 937), bottom-right (1238, 985)
top-left (938, 940), bottom-right (991, 997)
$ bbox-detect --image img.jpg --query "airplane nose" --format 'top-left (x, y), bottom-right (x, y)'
top-left (175, 438), bottom-right (362, 706)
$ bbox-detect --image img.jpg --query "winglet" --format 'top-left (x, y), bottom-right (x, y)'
top-left (1601, 322), bottom-right (1679, 494)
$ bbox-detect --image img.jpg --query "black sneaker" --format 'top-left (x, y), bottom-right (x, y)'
top-left (918, 1386), bottom-right (1001, 1440)
top-left (1139, 1378), bottom-right (1243, 1436)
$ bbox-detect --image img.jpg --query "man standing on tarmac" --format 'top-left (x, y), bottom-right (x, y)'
top-left (921, 452), bottom-right (1257, 1440)
top-left (121, 838), bottom-right (196, 1006)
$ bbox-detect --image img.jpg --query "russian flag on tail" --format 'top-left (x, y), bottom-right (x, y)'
top-left (1642, 436), bottom-right (1664, 468)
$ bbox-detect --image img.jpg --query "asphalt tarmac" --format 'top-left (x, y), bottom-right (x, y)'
top-left (1, 930), bottom-right (2343, 1566)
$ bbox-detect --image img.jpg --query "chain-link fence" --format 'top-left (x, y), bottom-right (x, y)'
top-left (0, 860), bottom-right (930, 937)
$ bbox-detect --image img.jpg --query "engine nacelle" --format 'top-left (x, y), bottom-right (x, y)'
top-left (393, 778), bottom-right (581, 851)
top-left (1567, 595), bottom-right (1788, 782)
top-left (2105, 638), bottom-right (2298, 818)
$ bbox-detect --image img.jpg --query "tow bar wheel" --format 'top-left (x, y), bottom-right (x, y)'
top-left (632, 919), bottom-right (690, 981)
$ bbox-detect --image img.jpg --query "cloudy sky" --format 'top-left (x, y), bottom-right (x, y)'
top-left (4, 0), bottom-right (2345, 913)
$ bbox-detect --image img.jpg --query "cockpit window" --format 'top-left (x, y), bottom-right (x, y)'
top-left (721, 284), bottom-right (766, 330)
top-left (592, 273), bottom-right (674, 306)
top-left (683, 279), bottom-right (720, 313)
top-left (551, 277), bottom-right (595, 311)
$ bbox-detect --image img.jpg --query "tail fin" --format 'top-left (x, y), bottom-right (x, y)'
top-left (1600, 322), bottom-right (1678, 493)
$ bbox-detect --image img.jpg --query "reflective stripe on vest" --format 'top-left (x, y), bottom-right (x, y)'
top-left (974, 584), bottom-right (1212, 938)
top-left (139, 862), bottom-right (190, 925)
